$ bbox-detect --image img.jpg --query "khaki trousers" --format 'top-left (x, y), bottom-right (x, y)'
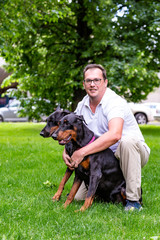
top-left (75, 136), bottom-right (150, 201)
top-left (115, 136), bottom-right (149, 201)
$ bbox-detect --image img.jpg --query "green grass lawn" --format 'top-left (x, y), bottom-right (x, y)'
top-left (0, 122), bottom-right (160, 240)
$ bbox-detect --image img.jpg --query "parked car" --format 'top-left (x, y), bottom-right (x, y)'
top-left (154, 105), bottom-right (160, 121)
top-left (142, 102), bottom-right (160, 115)
top-left (0, 95), bottom-right (14, 108)
top-left (128, 102), bottom-right (154, 124)
top-left (0, 99), bottom-right (28, 122)
top-left (141, 102), bottom-right (160, 122)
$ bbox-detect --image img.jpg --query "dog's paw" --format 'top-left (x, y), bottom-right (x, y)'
top-left (63, 203), bottom-right (68, 209)
top-left (76, 205), bottom-right (86, 212)
top-left (52, 195), bottom-right (61, 202)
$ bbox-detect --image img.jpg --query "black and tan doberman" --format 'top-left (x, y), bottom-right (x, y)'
top-left (40, 106), bottom-right (74, 201)
top-left (40, 106), bottom-right (70, 138)
top-left (52, 113), bottom-right (126, 211)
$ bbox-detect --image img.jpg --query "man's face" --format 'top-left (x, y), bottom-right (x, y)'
top-left (83, 68), bottom-right (108, 99)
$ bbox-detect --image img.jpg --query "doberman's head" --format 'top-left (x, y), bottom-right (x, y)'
top-left (52, 113), bottom-right (94, 147)
top-left (40, 105), bottom-right (70, 138)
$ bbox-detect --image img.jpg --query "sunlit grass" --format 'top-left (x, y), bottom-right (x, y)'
top-left (0, 122), bottom-right (160, 239)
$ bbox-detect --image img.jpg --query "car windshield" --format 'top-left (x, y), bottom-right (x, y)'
top-left (8, 100), bottom-right (20, 108)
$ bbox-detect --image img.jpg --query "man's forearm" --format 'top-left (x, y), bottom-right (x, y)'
top-left (79, 131), bottom-right (120, 158)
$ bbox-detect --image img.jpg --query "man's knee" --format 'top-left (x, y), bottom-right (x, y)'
top-left (74, 181), bottom-right (87, 201)
top-left (115, 137), bottom-right (139, 160)
top-left (120, 137), bottom-right (138, 150)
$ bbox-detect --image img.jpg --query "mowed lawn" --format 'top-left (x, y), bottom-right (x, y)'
top-left (0, 122), bottom-right (160, 240)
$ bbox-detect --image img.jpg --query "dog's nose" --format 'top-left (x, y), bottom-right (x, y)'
top-left (52, 133), bottom-right (57, 140)
top-left (40, 131), bottom-right (44, 137)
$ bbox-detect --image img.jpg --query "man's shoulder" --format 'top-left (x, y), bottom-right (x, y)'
top-left (103, 88), bottom-right (126, 105)
top-left (75, 94), bottom-right (88, 113)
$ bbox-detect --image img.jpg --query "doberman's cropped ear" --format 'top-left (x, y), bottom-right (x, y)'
top-left (56, 104), bottom-right (61, 111)
top-left (77, 115), bottom-right (87, 125)
top-left (63, 110), bottom-right (71, 114)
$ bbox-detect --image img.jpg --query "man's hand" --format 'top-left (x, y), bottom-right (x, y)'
top-left (62, 149), bottom-right (74, 170)
top-left (70, 148), bottom-right (85, 168)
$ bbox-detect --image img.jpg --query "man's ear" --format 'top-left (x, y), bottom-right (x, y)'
top-left (83, 81), bottom-right (86, 90)
top-left (105, 79), bottom-right (108, 88)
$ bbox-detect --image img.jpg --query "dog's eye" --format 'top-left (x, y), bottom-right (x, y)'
top-left (64, 119), bottom-right (68, 124)
top-left (48, 121), bottom-right (52, 127)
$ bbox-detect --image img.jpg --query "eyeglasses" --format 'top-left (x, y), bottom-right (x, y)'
top-left (83, 78), bottom-right (102, 85)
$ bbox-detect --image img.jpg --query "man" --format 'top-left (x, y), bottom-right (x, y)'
top-left (63, 64), bottom-right (150, 211)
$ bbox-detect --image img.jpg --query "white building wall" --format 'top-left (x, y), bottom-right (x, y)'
top-left (143, 73), bottom-right (160, 103)
top-left (144, 87), bottom-right (160, 103)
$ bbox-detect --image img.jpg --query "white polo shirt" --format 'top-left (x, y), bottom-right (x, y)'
top-left (75, 88), bottom-right (150, 153)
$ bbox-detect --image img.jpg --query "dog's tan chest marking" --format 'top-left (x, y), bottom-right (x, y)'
top-left (80, 157), bottom-right (90, 169)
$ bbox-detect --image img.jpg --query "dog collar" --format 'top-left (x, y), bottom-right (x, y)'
top-left (87, 136), bottom-right (96, 145)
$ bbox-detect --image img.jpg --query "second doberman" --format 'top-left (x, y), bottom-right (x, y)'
top-left (40, 106), bottom-right (75, 202)
top-left (52, 113), bottom-right (126, 212)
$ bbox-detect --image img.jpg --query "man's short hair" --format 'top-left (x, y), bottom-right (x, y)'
top-left (83, 64), bottom-right (107, 80)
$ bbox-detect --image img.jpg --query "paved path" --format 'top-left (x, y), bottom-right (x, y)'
top-left (148, 121), bottom-right (160, 126)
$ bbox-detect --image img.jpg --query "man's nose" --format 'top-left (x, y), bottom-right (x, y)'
top-left (90, 80), bottom-right (96, 86)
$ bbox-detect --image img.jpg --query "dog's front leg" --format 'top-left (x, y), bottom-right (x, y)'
top-left (63, 177), bottom-right (82, 208)
top-left (52, 168), bottom-right (73, 202)
top-left (80, 173), bottom-right (101, 211)
top-left (79, 195), bottom-right (95, 212)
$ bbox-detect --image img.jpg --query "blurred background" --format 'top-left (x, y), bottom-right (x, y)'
top-left (0, 0), bottom-right (160, 123)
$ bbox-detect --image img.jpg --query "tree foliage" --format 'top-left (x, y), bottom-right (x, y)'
top-left (0, 0), bottom-right (160, 118)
